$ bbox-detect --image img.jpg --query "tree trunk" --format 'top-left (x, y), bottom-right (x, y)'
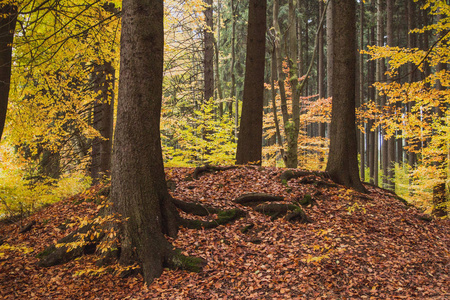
top-left (325, 0), bottom-right (365, 193)
top-left (0, 4), bottom-right (17, 141)
top-left (386, 0), bottom-right (395, 191)
top-left (236, 0), bottom-right (266, 165)
top-left (91, 62), bottom-right (115, 184)
top-left (359, 0), bottom-right (365, 182)
top-left (286, 0), bottom-right (300, 168)
top-left (214, 1), bottom-right (224, 116)
top-left (432, 11), bottom-right (448, 218)
top-left (326, 0), bottom-right (333, 100)
top-left (368, 20), bottom-right (376, 185)
top-left (318, 0), bottom-right (325, 141)
top-left (230, 0), bottom-right (237, 138)
top-left (112, 0), bottom-right (179, 283)
top-left (204, 0), bottom-right (214, 103)
top-left (273, 0), bottom-right (292, 167)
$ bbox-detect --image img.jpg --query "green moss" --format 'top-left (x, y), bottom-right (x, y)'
top-left (169, 249), bottom-right (205, 273)
top-left (299, 194), bottom-right (312, 206)
top-left (36, 246), bottom-right (55, 259)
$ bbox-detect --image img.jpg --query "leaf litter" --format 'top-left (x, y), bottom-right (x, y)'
top-left (0, 167), bottom-right (448, 299)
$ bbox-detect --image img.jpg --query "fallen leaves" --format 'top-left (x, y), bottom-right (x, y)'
top-left (0, 167), bottom-right (449, 299)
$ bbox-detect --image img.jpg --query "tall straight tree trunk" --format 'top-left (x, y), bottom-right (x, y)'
top-left (236, 0), bottom-right (267, 165)
top-left (376, 0), bottom-right (385, 187)
top-left (368, 20), bottom-right (376, 184)
top-left (286, 0), bottom-right (300, 168)
top-left (273, 0), bottom-right (290, 167)
top-left (112, 0), bottom-right (180, 283)
top-left (359, 0), bottom-right (365, 181)
top-left (230, 0), bottom-right (237, 139)
top-left (214, 1), bottom-right (224, 116)
top-left (326, 0), bottom-right (333, 102)
top-left (204, 0), bottom-right (214, 102)
top-left (432, 11), bottom-right (448, 218)
top-left (386, 0), bottom-right (395, 190)
top-left (318, 0), bottom-right (325, 141)
top-left (326, 0), bottom-right (365, 193)
top-left (270, 47), bottom-right (284, 160)
top-left (91, 62), bottom-right (115, 184)
top-left (407, 0), bottom-right (417, 168)
top-left (0, 4), bottom-right (17, 141)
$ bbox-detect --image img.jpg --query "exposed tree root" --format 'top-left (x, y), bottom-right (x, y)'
top-left (234, 193), bottom-right (284, 206)
top-left (172, 198), bottom-right (219, 216)
top-left (37, 223), bottom-right (103, 267)
top-left (37, 197), bottom-right (245, 269)
top-left (279, 170), bottom-right (328, 183)
top-left (192, 165), bottom-right (238, 180)
top-left (180, 209), bottom-right (246, 229)
top-left (235, 193), bottom-right (310, 223)
top-left (19, 220), bottom-right (36, 234)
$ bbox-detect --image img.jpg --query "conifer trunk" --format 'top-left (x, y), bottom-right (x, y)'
top-left (112, 0), bottom-right (179, 283)
top-left (325, 0), bottom-right (365, 193)
top-left (236, 0), bottom-right (266, 165)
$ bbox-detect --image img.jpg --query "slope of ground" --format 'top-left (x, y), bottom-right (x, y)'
top-left (0, 167), bottom-right (449, 299)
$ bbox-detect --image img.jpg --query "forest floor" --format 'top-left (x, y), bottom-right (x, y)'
top-left (0, 167), bottom-right (449, 299)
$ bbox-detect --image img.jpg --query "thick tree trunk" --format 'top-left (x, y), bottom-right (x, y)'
top-left (0, 4), bottom-right (17, 141)
top-left (112, 0), bottom-right (180, 283)
top-left (235, 0), bottom-right (266, 165)
top-left (91, 62), bottom-right (115, 184)
top-left (325, 0), bottom-right (365, 193)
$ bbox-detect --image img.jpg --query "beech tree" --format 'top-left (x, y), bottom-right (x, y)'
top-left (236, 0), bottom-right (266, 165)
top-left (325, 0), bottom-right (365, 193)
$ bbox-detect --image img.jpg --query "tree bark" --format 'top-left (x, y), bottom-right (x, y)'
top-left (0, 4), bottom-right (17, 141)
top-left (91, 62), bottom-right (115, 184)
top-left (386, 0), bottom-right (395, 191)
top-left (359, 0), bottom-right (365, 182)
top-left (318, 0), bottom-right (326, 141)
top-left (204, 0), bottom-right (214, 102)
top-left (112, 0), bottom-right (180, 283)
top-left (325, 0), bottom-right (365, 193)
top-left (236, 0), bottom-right (266, 165)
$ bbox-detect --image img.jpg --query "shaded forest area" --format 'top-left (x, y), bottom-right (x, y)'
top-left (0, 0), bottom-right (449, 298)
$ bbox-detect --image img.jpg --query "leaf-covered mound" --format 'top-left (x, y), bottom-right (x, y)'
top-left (1, 167), bottom-right (449, 299)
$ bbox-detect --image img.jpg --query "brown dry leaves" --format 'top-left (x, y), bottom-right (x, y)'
top-left (1, 167), bottom-right (449, 299)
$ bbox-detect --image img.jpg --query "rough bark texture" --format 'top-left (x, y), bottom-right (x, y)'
top-left (0, 4), bottom-right (17, 141)
top-left (203, 0), bottom-right (214, 102)
top-left (91, 62), bottom-right (115, 183)
top-left (235, 0), bottom-right (266, 165)
top-left (111, 0), bottom-right (179, 283)
top-left (325, 0), bottom-right (366, 193)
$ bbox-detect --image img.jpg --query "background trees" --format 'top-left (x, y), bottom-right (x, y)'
top-left (1, 0), bottom-right (448, 221)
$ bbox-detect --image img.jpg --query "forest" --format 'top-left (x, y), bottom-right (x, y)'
top-left (0, 0), bottom-right (449, 299)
